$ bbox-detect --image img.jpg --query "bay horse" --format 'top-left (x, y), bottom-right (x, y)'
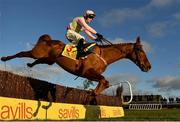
top-left (1, 34), bottom-right (151, 95)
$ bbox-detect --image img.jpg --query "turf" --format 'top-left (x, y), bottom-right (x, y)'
top-left (118, 109), bottom-right (180, 121)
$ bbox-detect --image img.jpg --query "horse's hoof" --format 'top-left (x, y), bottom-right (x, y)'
top-left (27, 63), bottom-right (33, 68)
top-left (1, 57), bottom-right (7, 62)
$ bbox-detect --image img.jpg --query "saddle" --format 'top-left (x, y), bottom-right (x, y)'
top-left (61, 43), bottom-right (96, 60)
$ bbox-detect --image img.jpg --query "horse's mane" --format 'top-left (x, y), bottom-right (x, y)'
top-left (97, 42), bottom-right (134, 48)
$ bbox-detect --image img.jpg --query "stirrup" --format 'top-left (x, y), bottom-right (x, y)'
top-left (80, 56), bottom-right (87, 59)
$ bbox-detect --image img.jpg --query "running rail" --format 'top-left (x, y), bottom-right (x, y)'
top-left (129, 104), bottom-right (162, 110)
top-left (110, 81), bottom-right (133, 105)
top-left (121, 81), bottom-right (133, 105)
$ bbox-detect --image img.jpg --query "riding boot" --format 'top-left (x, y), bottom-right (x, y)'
top-left (77, 39), bottom-right (86, 59)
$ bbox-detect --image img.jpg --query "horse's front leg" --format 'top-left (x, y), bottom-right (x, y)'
top-left (27, 58), bottom-right (55, 68)
top-left (94, 78), bottom-right (109, 95)
top-left (84, 69), bottom-right (109, 95)
top-left (1, 50), bottom-right (33, 62)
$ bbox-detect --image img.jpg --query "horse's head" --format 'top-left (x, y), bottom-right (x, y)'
top-left (129, 37), bottom-right (151, 72)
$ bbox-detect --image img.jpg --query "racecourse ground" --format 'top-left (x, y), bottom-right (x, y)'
top-left (96, 109), bottom-right (180, 121)
top-left (58, 108), bottom-right (180, 121)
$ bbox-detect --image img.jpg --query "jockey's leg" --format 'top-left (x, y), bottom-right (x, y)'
top-left (77, 38), bottom-right (85, 52)
top-left (76, 38), bottom-right (86, 59)
top-left (1, 50), bottom-right (33, 62)
top-left (66, 30), bottom-right (86, 59)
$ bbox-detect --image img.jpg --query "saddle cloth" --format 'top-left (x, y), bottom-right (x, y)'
top-left (61, 43), bottom-right (96, 60)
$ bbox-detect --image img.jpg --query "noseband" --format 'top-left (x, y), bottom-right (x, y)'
top-left (134, 44), bottom-right (143, 66)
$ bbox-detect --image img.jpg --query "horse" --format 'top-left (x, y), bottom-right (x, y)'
top-left (1, 34), bottom-right (151, 95)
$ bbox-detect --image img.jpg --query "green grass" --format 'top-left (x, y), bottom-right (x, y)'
top-left (71, 108), bottom-right (180, 121)
top-left (118, 109), bottom-right (180, 121)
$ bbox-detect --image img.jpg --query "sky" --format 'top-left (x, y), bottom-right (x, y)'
top-left (0, 0), bottom-right (180, 98)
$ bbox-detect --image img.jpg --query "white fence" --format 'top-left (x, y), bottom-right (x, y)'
top-left (129, 104), bottom-right (162, 110)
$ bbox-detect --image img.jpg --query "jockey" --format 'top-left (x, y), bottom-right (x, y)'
top-left (66, 9), bottom-right (103, 59)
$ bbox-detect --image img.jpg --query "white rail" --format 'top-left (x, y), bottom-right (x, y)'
top-left (121, 81), bottom-right (133, 105)
top-left (129, 104), bottom-right (162, 110)
top-left (110, 81), bottom-right (133, 105)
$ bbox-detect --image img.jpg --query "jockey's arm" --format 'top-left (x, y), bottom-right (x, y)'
top-left (78, 17), bottom-right (97, 40)
top-left (83, 29), bottom-right (96, 40)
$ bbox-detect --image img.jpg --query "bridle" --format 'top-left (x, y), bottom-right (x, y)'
top-left (134, 44), bottom-right (143, 67)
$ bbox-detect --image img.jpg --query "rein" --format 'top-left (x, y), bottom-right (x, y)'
top-left (98, 37), bottom-right (113, 45)
top-left (101, 38), bottom-right (113, 45)
top-left (98, 37), bottom-right (135, 54)
top-left (98, 38), bottom-right (126, 54)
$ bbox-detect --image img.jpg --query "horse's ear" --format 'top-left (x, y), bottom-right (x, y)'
top-left (136, 36), bottom-right (141, 44)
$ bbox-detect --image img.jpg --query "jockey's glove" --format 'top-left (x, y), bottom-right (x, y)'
top-left (96, 33), bottom-right (103, 40)
top-left (95, 37), bottom-right (101, 42)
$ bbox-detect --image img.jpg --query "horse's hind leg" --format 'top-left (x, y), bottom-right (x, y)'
top-left (1, 50), bottom-right (34, 62)
top-left (27, 58), bottom-right (55, 68)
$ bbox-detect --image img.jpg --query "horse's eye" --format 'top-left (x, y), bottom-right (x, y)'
top-left (138, 48), bottom-right (142, 51)
top-left (136, 48), bottom-right (141, 52)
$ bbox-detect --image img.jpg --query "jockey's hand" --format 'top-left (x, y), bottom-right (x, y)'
top-left (95, 36), bottom-right (103, 42)
top-left (96, 33), bottom-right (103, 40)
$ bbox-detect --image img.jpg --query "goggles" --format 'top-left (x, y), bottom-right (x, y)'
top-left (88, 14), bottom-right (95, 19)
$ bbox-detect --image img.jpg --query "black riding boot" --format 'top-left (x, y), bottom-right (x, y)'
top-left (77, 39), bottom-right (86, 59)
